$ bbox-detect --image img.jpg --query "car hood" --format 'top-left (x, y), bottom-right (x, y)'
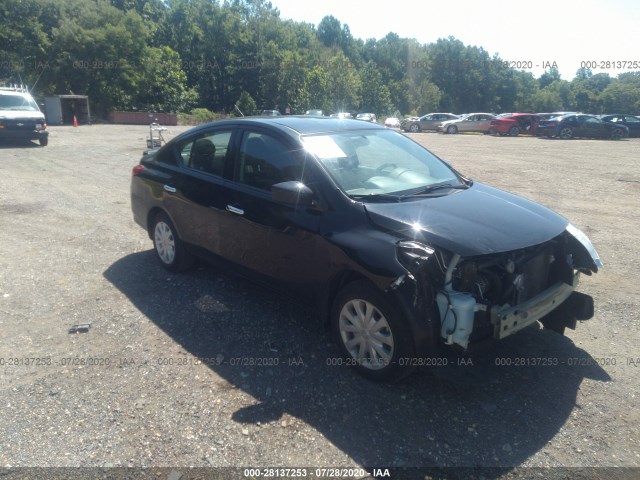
top-left (364, 183), bottom-right (569, 256)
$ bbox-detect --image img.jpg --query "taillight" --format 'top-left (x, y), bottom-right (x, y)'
top-left (132, 164), bottom-right (146, 176)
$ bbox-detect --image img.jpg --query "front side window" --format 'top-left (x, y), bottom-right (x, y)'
top-left (236, 132), bottom-right (303, 190)
top-left (303, 129), bottom-right (461, 197)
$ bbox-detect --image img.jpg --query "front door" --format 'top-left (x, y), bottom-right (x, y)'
top-left (219, 128), bottom-right (324, 290)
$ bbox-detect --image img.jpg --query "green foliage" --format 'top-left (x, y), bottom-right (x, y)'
top-left (178, 108), bottom-right (225, 125)
top-left (235, 90), bottom-right (257, 116)
top-left (2, 0), bottom-right (639, 117)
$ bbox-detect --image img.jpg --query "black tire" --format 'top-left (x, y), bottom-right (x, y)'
top-left (446, 125), bottom-right (458, 134)
top-left (331, 280), bottom-right (415, 382)
top-left (508, 126), bottom-right (520, 137)
top-left (409, 123), bottom-right (420, 133)
top-left (559, 127), bottom-right (573, 139)
top-left (610, 128), bottom-right (624, 140)
top-left (151, 211), bottom-right (195, 272)
top-left (39, 136), bottom-right (48, 146)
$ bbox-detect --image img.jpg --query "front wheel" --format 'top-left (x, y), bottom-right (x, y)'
top-left (331, 281), bottom-right (415, 382)
top-left (610, 128), bottom-right (624, 140)
top-left (39, 136), bottom-right (48, 146)
top-left (409, 123), bottom-right (420, 133)
top-left (559, 127), bottom-right (573, 139)
top-left (508, 126), bottom-right (520, 136)
top-left (151, 212), bottom-right (195, 272)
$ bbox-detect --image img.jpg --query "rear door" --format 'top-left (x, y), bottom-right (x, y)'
top-left (161, 127), bottom-right (235, 256)
top-left (420, 114), bottom-right (434, 130)
top-left (458, 115), bottom-right (475, 132)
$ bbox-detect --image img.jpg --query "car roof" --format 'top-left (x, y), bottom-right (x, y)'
top-left (170, 116), bottom-right (384, 142)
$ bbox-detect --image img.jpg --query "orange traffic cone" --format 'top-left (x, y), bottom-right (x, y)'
top-left (73, 115), bottom-right (78, 127)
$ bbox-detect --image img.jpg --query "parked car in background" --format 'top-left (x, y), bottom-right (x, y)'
top-left (537, 114), bottom-right (628, 140)
top-left (489, 113), bottom-right (543, 137)
top-left (261, 110), bottom-right (281, 116)
top-left (599, 114), bottom-right (640, 137)
top-left (0, 86), bottom-right (49, 146)
top-left (305, 109), bottom-right (324, 116)
top-left (537, 112), bottom-right (580, 120)
top-left (383, 117), bottom-right (401, 129)
top-left (401, 113), bottom-right (459, 133)
top-left (330, 112), bottom-right (353, 119)
top-left (356, 113), bottom-right (377, 123)
top-left (438, 113), bottom-right (496, 134)
top-left (131, 116), bottom-right (601, 382)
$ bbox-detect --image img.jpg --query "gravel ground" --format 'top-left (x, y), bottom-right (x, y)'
top-left (0, 125), bottom-right (638, 480)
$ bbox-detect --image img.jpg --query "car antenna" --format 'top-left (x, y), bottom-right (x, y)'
top-left (234, 103), bottom-right (244, 117)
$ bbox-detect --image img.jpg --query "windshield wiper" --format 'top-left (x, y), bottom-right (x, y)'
top-left (402, 182), bottom-right (470, 197)
top-left (349, 193), bottom-right (403, 202)
top-left (349, 182), bottom-right (470, 202)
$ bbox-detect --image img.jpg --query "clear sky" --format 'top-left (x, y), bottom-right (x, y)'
top-left (267, 0), bottom-right (640, 80)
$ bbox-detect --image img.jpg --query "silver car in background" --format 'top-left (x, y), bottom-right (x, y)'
top-left (438, 113), bottom-right (496, 134)
top-left (401, 112), bottom-right (459, 132)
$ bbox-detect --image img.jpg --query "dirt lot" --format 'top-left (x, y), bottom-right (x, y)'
top-left (0, 125), bottom-right (639, 479)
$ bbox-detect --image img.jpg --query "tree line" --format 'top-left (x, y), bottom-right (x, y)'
top-left (2, 0), bottom-right (639, 119)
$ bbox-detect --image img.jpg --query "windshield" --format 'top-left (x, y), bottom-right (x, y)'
top-left (302, 129), bottom-right (463, 197)
top-left (0, 94), bottom-right (40, 111)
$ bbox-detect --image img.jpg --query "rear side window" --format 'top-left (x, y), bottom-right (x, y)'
top-left (236, 132), bottom-right (303, 191)
top-left (179, 130), bottom-right (232, 176)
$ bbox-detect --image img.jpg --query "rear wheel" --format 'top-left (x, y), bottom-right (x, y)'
top-left (151, 212), bottom-right (194, 272)
top-left (331, 281), bottom-right (415, 382)
top-left (446, 125), bottom-right (458, 134)
top-left (508, 126), bottom-right (520, 136)
top-left (559, 127), bottom-right (573, 139)
top-left (39, 136), bottom-right (48, 146)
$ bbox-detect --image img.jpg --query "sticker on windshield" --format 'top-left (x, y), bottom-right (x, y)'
top-left (302, 136), bottom-right (347, 159)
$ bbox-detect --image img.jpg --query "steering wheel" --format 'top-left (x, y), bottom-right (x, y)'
top-left (375, 163), bottom-right (397, 175)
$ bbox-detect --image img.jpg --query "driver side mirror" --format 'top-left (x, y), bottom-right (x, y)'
top-left (271, 181), bottom-right (315, 207)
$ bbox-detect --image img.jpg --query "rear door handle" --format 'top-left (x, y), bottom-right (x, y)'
top-left (226, 205), bottom-right (244, 215)
top-left (163, 184), bottom-right (177, 193)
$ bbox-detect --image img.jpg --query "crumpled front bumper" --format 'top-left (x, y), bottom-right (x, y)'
top-left (492, 272), bottom-right (589, 339)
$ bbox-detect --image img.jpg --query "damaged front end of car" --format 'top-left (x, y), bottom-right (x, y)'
top-left (395, 224), bottom-right (602, 351)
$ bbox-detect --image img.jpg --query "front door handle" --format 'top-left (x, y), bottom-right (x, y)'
top-left (226, 205), bottom-right (244, 215)
top-left (163, 184), bottom-right (177, 193)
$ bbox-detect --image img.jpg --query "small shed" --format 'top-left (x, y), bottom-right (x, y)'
top-left (44, 95), bottom-right (91, 125)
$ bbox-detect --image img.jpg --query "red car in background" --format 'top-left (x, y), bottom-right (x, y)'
top-left (489, 113), bottom-right (542, 137)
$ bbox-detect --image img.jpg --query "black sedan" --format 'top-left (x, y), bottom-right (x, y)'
top-left (537, 113), bottom-right (628, 140)
top-left (599, 114), bottom-right (640, 138)
top-left (131, 117), bottom-right (602, 381)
